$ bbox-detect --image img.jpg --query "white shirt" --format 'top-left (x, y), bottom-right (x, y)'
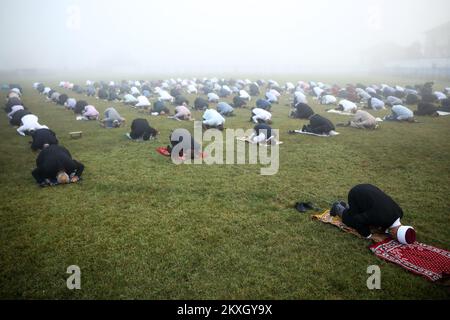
top-left (386, 96), bottom-right (403, 106)
top-left (17, 115), bottom-right (48, 136)
top-left (65, 98), bottom-right (77, 109)
top-left (159, 91), bottom-right (174, 102)
top-left (366, 87), bottom-right (376, 95)
top-left (203, 109), bottom-right (225, 127)
top-left (208, 92), bottom-right (220, 102)
top-left (294, 91), bottom-right (307, 104)
top-left (269, 89), bottom-right (281, 98)
top-left (187, 84), bottom-right (197, 94)
top-left (370, 97), bottom-right (385, 110)
top-left (321, 95), bottom-right (337, 105)
top-left (130, 87), bottom-right (140, 96)
top-left (285, 82), bottom-right (295, 91)
top-left (359, 91), bottom-right (372, 101)
top-left (313, 87), bottom-right (324, 97)
top-left (7, 105), bottom-right (24, 119)
top-left (222, 85), bottom-right (232, 94)
top-left (124, 94), bottom-right (138, 103)
top-left (252, 108), bottom-right (272, 123)
top-left (434, 91), bottom-right (447, 100)
top-left (239, 90), bottom-right (251, 100)
top-left (339, 100), bottom-right (357, 112)
top-left (135, 96), bottom-right (151, 107)
top-left (265, 92), bottom-right (278, 103)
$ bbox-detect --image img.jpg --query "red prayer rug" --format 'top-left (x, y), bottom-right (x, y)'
top-left (156, 147), bottom-right (171, 157)
top-left (370, 239), bottom-right (450, 282)
top-left (156, 147), bottom-right (208, 160)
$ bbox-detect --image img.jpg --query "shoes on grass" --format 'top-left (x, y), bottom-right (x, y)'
top-left (295, 202), bottom-right (319, 213)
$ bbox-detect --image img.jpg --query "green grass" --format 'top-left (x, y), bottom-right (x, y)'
top-left (0, 76), bottom-right (449, 300)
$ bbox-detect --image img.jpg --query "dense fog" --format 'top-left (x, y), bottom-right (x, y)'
top-left (1, 0), bottom-right (449, 74)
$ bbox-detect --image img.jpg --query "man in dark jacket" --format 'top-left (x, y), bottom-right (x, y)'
top-left (291, 103), bottom-right (314, 119)
top-left (232, 96), bottom-right (247, 108)
top-left (249, 123), bottom-right (277, 145)
top-left (31, 145), bottom-right (84, 186)
top-left (5, 97), bottom-right (23, 113)
top-left (302, 114), bottom-right (335, 135)
top-left (10, 109), bottom-right (32, 126)
top-left (194, 97), bottom-right (209, 111)
top-left (30, 128), bottom-right (58, 151)
top-left (128, 119), bottom-right (158, 141)
top-left (256, 99), bottom-right (272, 111)
top-left (174, 95), bottom-right (189, 106)
top-left (167, 129), bottom-right (202, 159)
top-left (330, 184), bottom-right (416, 244)
top-left (414, 102), bottom-right (438, 116)
top-left (74, 100), bottom-right (88, 115)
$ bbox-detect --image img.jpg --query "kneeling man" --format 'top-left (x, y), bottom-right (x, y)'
top-left (330, 184), bottom-right (416, 244)
top-left (32, 145), bottom-right (84, 186)
top-left (202, 109), bottom-right (225, 130)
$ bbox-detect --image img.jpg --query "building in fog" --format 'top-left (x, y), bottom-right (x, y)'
top-left (363, 21), bottom-right (450, 78)
top-left (424, 21), bottom-right (450, 58)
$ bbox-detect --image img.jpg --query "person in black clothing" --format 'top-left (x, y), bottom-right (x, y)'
top-left (10, 109), bottom-right (32, 126)
top-left (302, 114), bottom-right (335, 135)
top-left (151, 100), bottom-right (170, 115)
top-left (290, 103), bottom-right (314, 119)
top-left (167, 129), bottom-right (202, 159)
top-left (170, 88), bottom-right (182, 98)
top-left (30, 128), bottom-right (59, 151)
top-left (5, 97), bottom-right (23, 113)
top-left (128, 118), bottom-right (158, 141)
top-left (232, 96), bottom-right (247, 108)
top-left (31, 145), bottom-right (84, 186)
top-left (47, 89), bottom-right (55, 99)
top-left (108, 89), bottom-right (118, 101)
top-left (194, 97), bottom-right (209, 111)
top-left (74, 100), bottom-right (88, 115)
top-left (330, 184), bottom-right (416, 244)
top-left (249, 123), bottom-right (277, 144)
top-left (98, 88), bottom-right (108, 100)
top-left (174, 95), bottom-right (189, 106)
top-left (249, 83), bottom-right (260, 96)
top-left (58, 94), bottom-right (68, 106)
top-left (414, 102), bottom-right (438, 116)
top-left (37, 83), bottom-right (45, 93)
top-left (440, 98), bottom-right (450, 112)
top-left (405, 93), bottom-right (420, 105)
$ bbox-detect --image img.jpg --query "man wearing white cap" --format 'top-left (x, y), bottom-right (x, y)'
top-left (330, 184), bottom-right (416, 244)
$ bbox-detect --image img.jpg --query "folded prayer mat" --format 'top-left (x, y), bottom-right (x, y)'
top-left (370, 239), bottom-right (450, 282)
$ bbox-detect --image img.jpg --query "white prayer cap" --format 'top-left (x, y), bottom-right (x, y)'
top-left (397, 226), bottom-right (416, 245)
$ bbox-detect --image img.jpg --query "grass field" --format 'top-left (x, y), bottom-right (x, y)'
top-left (0, 75), bottom-right (449, 299)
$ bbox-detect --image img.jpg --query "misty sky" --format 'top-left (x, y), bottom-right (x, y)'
top-left (0, 0), bottom-right (449, 73)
